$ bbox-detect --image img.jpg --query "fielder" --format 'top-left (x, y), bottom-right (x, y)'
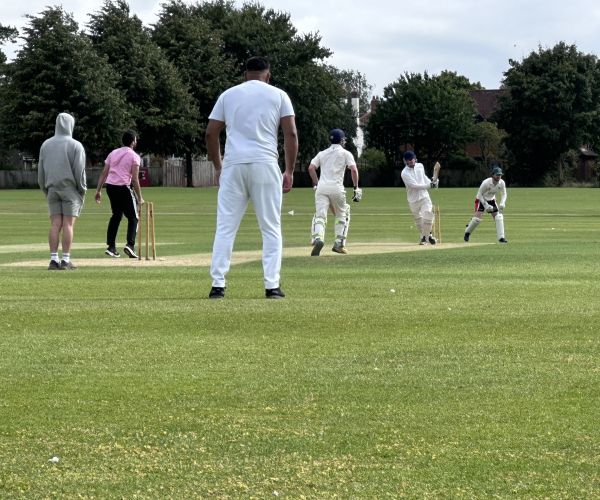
top-left (308, 129), bottom-right (361, 256)
top-left (464, 165), bottom-right (508, 243)
top-left (95, 130), bottom-right (144, 259)
top-left (400, 150), bottom-right (438, 245)
top-left (205, 56), bottom-right (298, 299)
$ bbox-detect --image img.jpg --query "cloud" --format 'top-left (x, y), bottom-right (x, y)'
top-left (3, 0), bottom-right (600, 93)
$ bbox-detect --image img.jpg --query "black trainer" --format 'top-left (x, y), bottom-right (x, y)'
top-left (209, 286), bottom-right (225, 299)
top-left (265, 287), bottom-right (285, 299)
top-left (105, 247), bottom-right (120, 258)
top-left (60, 260), bottom-right (76, 270)
top-left (464, 232), bottom-right (470, 242)
top-left (428, 234), bottom-right (437, 245)
top-left (48, 260), bottom-right (61, 271)
top-left (419, 236), bottom-right (427, 245)
top-left (311, 238), bottom-right (324, 256)
top-left (498, 238), bottom-right (508, 243)
top-left (123, 245), bottom-right (138, 259)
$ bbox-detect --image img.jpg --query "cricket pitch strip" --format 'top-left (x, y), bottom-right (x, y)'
top-left (1, 241), bottom-right (485, 268)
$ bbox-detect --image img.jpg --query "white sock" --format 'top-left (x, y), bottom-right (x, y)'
top-left (62, 253), bottom-right (70, 263)
top-left (51, 252), bottom-right (59, 263)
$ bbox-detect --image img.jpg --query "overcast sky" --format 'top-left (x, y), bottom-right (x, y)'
top-left (3, 1), bottom-right (600, 95)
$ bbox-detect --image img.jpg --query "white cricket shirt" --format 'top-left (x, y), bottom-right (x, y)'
top-left (311, 144), bottom-right (356, 185)
top-left (477, 178), bottom-right (507, 204)
top-left (208, 80), bottom-right (294, 165)
top-left (401, 163), bottom-right (431, 203)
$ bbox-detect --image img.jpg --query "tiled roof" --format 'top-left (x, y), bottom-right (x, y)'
top-left (469, 89), bottom-right (506, 120)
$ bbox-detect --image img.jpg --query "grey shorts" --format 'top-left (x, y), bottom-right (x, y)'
top-left (47, 188), bottom-right (85, 217)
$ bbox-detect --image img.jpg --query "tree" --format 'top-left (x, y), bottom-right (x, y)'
top-left (0, 24), bottom-right (19, 160)
top-left (152, 0), bottom-right (235, 184)
top-left (0, 7), bottom-right (130, 160)
top-left (473, 121), bottom-right (507, 168)
top-left (325, 66), bottom-right (372, 114)
top-left (0, 24), bottom-right (18, 70)
top-left (88, 0), bottom-right (198, 158)
top-left (180, 0), bottom-right (356, 168)
top-left (366, 71), bottom-right (477, 170)
top-left (495, 42), bottom-right (600, 185)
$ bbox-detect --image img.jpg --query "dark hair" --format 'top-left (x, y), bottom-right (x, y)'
top-left (122, 130), bottom-right (137, 147)
top-left (246, 56), bottom-right (270, 72)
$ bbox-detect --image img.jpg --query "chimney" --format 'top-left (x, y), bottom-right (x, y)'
top-left (370, 96), bottom-right (379, 113)
top-left (351, 90), bottom-right (360, 120)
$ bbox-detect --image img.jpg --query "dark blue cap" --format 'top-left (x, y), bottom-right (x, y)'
top-left (329, 129), bottom-right (345, 144)
top-left (403, 150), bottom-right (416, 161)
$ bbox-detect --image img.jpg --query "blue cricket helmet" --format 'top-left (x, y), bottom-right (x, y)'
top-left (329, 129), bottom-right (345, 144)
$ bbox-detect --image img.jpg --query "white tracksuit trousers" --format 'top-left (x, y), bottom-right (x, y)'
top-left (210, 161), bottom-right (283, 289)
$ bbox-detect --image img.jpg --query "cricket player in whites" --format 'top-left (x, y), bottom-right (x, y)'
top-left (308, 129), bottom-right (361, 256)
top-left (400, 150), bottom-right (439, 245)
top-left (464, 165), bottom-right (508, 243)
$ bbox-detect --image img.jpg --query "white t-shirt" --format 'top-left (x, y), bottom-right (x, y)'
top-left (401, 163), bottom-right (431, 203)
top-left (477, 178), bottom-right (507, 204)
top-left (208, 80), bottom-right (295, 165)
top-left (311, 144), bottom-right (356, 185)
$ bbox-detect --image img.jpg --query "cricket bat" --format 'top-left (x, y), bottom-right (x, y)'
top-left (432, 161), bottom-right (441, 182)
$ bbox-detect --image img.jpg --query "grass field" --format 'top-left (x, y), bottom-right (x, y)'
top-left (1, 186), bottom-right (599, 498)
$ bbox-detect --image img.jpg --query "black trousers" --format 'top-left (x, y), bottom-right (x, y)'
top-left (105, 184), bottom-right (138, 248)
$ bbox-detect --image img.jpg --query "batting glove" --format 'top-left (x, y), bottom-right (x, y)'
top-left (430, 179), bottom-right (439, 189)
top-left (485, 205), bottom-right (495, 213)
top-left (498, 203), bottom-right (505, 211)
top-left (352, 187), bottom-right (363, 202)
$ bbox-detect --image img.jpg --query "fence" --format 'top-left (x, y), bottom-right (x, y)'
top-left (163, 158), bottom-right (217, 187)
top-left (0, 170), bottom-right (38, 188)
top-left (0, 160), bottom-right (217, 189)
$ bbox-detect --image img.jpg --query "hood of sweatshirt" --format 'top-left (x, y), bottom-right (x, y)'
top-left (55, 113), bottom-right (75, 137)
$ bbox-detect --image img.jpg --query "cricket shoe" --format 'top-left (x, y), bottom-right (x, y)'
top-left (105, 247), bottom-right (120, 258)
top-left (265, 287), bottom-right (285, 299)
top-left (428, 234), bottom-right (437, 245)
top-left (123, 245), bottom-right (138, 258)
top-left (419, 236), bottom-right (428, 245)
top-left (60, 260), bottom-right (77, 270)
top-left (331, 242), bottom-right (348, 254)
top-left (48, 260), bottom-right (61, 271)
top-left (311, 238), bottom-right (324, 256)
top-left (498, 238), bottom-right (508, 243)
top-left (208, 286), bottom-right (225, 299)
top-left (464, 232), bottom-right (470, 242)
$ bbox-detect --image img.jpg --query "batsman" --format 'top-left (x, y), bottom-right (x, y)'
top-left (308, 129), bottom-right (361, 256)
top-left (400, 150), bottom-right (440, 245)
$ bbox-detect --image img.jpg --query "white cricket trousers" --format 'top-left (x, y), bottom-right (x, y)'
top-left (210, 161), bottom-right (283, 290)
top-left (408, 196), bottom-right (434, 238)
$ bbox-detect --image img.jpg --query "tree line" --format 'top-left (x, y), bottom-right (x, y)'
top-left (0, 0), bottom-right (368, 185)
top-left (366, 42), bottom-right (600, 186)
top-left (2, 1), bottom-right (600, 186)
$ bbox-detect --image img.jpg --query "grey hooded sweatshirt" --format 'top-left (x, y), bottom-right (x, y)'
top-left (38, 113), bottom-right (87, 196)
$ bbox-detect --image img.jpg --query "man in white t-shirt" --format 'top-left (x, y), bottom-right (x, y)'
top-left (205, 56), bottom-right (298, 299)
top-left (400, 150), bottom-right (438, 245)
top-left (308, 129), bottom-right (360, 256)
top-left (464, 165), bottom-right (508, 243)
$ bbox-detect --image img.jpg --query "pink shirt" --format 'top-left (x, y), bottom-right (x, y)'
top-left (105, 147), bottom-right (141, 186)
